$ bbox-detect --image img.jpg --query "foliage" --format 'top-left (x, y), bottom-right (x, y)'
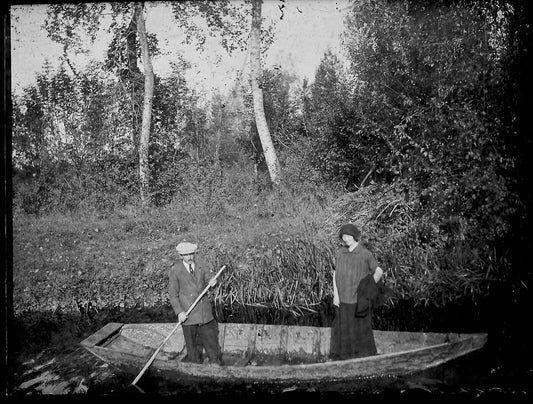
top-left (238, 67), bottom-right (304, 170)
top-left (205, 91), bottom-right (249, 164)
top-left (260, 69), bottom-right (300, 146)
top-left (327, 184), bottom-right (511, 307)
top-left (305, 50), bottom-right (367, 185)
top-left (170, 0), bottom-right (251, 53)
top-left (294, 0), bottom-right (522, 303)
top-left (44, 3), bottom-right (107, 49)
top-left (12, 52), bottom-right (209, 212)
top-left (12, 63), bottom-right (138, 213)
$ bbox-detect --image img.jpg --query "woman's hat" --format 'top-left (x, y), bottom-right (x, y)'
top-left (176, 242), bottom-right (198, 255)
top-left (338, 223), bottom-right (360, 240)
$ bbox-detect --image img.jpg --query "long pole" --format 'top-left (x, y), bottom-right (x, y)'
top-left (131, 265), bottom-right (227, 387)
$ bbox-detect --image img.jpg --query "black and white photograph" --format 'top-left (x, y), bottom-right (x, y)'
top-left (4, 0), bottom-right (532, 399)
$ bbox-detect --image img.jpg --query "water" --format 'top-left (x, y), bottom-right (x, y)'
top-left (11, 302), bottom-right (533, 398)
top-left (120, 346), bottom-right (531, 397)
top-left (12, 345), bottom-right (532, 398)
top-left (12, 339), bottom-right (515, 397)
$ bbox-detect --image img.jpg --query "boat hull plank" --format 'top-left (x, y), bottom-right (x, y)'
top-left (80, 322), bottom-right (123, 348)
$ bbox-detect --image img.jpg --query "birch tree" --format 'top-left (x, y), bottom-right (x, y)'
top-left (250, 0), bottom-right (281, 184)
top-left (135, 2), bottom-right (154, 204)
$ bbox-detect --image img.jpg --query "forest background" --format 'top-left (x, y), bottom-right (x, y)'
top-left (5, 0), bottom-right (533, 389)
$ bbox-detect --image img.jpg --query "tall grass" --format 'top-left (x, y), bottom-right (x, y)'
top-left (212, 235), bottom-right (336, 321)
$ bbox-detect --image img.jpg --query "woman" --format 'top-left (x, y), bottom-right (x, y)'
top-left (330, 223), bottom-right (385, 360)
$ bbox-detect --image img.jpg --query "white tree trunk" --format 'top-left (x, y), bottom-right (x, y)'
top-left (250, 0), bottom-right (281, 184)
top-left (136, 3), bottom-right (154, 205)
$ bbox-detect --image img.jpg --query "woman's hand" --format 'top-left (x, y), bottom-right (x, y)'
top-left (208, 277), bottom-right (217, 288)
top-left (333, 271), bottom-right (340, 306)
top-left (178, 312), bottom-right (188, 323)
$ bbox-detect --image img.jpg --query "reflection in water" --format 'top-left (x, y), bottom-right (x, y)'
top-left (92, 346), bottom-right (528, 396)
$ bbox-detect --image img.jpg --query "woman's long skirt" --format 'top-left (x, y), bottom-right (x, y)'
top-left (329, 302), bottom-right (377, 360)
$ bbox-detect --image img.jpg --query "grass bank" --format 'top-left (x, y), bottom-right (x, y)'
top-left (11, 178), bottom-right (510, 363)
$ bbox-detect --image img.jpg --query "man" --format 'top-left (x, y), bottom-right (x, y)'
top-left (168, 241), bottom-right (222, 364)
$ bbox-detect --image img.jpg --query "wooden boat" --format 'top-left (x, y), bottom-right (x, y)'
top-left (80, 322), bottom-right (488, 383)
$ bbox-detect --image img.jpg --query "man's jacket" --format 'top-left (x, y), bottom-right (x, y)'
top-left (168, 260), bottom-right (215, 325)
top-left (355, 274), bottom-right (392, 318)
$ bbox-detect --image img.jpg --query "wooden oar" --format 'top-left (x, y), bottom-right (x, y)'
top-left (131, 264), bottom-right (227, 388)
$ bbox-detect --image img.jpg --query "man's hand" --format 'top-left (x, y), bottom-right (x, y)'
top-left (208, 277), bottom-right (217, 288)
top-left (178, 312), bottom-right (188, 323)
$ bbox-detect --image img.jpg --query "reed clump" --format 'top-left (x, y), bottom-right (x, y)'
top-left (213, 235), bottom-right (336, 320)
